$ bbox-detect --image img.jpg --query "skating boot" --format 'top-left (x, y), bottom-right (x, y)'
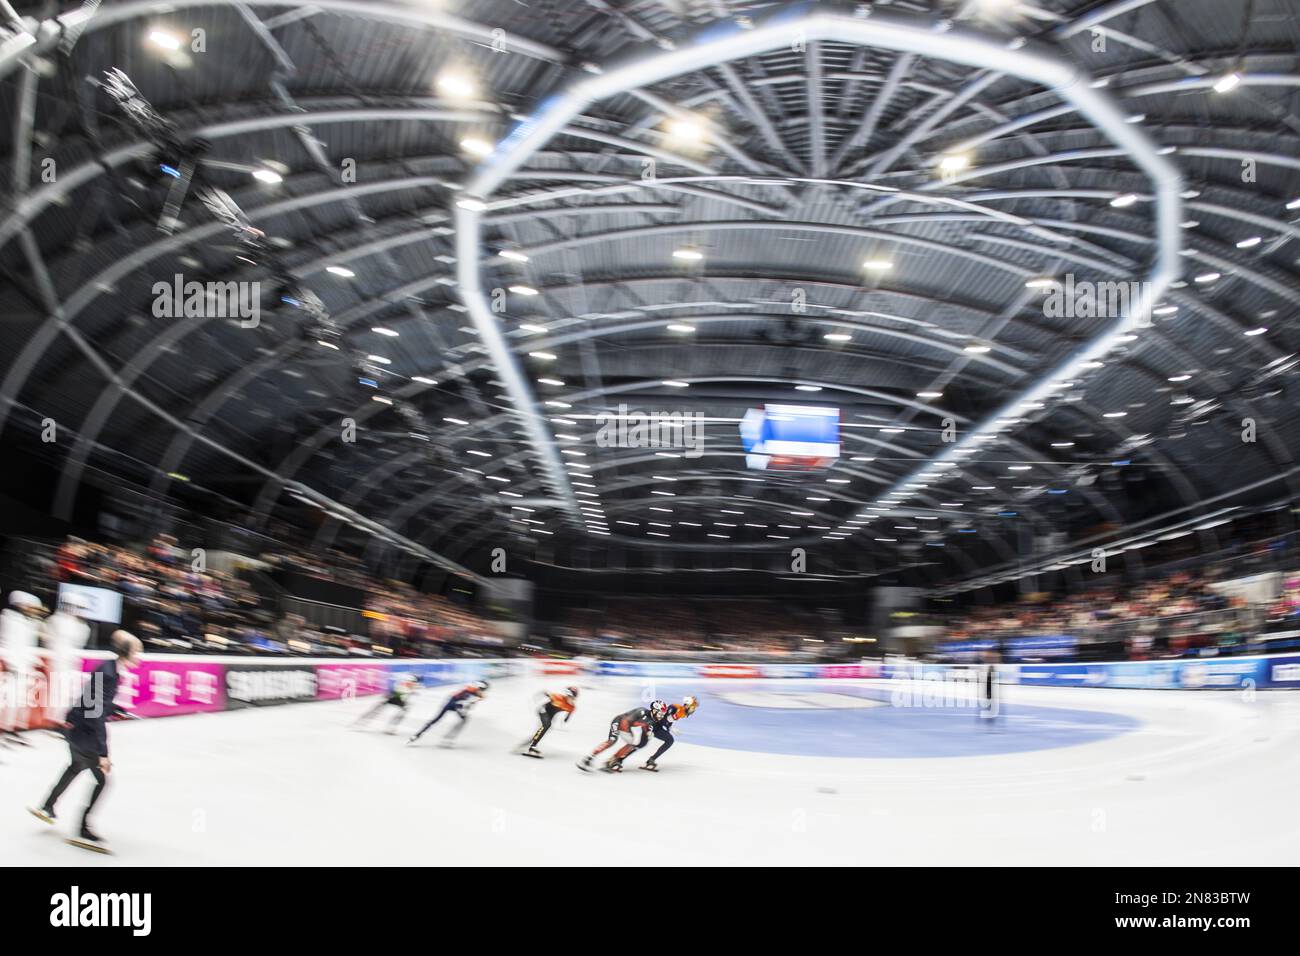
top-left (577, 755), bottom-right (594, 772)
top-left (641, 760), bottom-right (659, 772)
top-left (67, 825), bottom-right (111, 854)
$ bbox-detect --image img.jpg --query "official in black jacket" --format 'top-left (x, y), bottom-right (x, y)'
top-left (31, 630), bottom-right (141, 848)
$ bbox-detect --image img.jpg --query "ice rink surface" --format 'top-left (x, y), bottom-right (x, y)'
top-left (4, 675), bottom-right (1299, 866)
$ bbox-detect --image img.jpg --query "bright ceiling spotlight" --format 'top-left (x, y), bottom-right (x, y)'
top-left (529, 351), bottom-right (557, 360)
top-left (963, 344), bottom-right (992, 353)
top-left (411, 376), bottom-right (437, 385)
top-left (1244, 327), bottom-right (1268, 336)
top-left (147, 29), bottom-right (183, 51)
top-left (326, 265), bottom-right (355, 278)
top-left (251, 168), bottom-right (283, 184)
top-left (455, 197), bottom-right (487, 212)
top-left (667, 323), bottom-right (696, 333)
top-left (498, 249), bottom-right (530, 263)
top-left (917, 390), bottom-right (943, 399)
top-left (672, 246), bottom-right (704, 261)
top-left (662, 380), bottom-right (690, 388)
top-left (1193, 272), bottom-right (1220, 284)
top-left (436, 71), bottom-right (477, 99)
top-left (667, 117), bottom-right (706, 142)
top-left (1024, 276), bottom-right (1057, 289)
top-left (371, 327), bottom-right (398, 337)
top-left (937, 152), bottom-right (970, 172)
top-left (824, 332), bottom-right (851, 342)
top-left (366, 354), bottom-right (391, 365)
top-left (1213, 71), bottom-right (1242, 94)
top-left (1110, 193), bottom-right (1139, 208)
top-left (1236, 236), bottom-right (1262, 249)
top-left (509, 284), bottom-right (539, 296)
top-left (460, 137), bottom-right (494, 157)
top-left (795, 385), bottom-right (822, 392)
top-left (862, 258), bottom-right (893, 271)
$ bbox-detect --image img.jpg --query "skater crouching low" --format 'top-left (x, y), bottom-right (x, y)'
top-left (578, 701), bottom-right (664, 773)
top-left (519, 686), bottom-right (578, 757)
top-left (407, 679), bottom-right (488, 747)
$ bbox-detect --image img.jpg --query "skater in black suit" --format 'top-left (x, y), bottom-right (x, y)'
top-left (30, 630), bottom-right (142, 852)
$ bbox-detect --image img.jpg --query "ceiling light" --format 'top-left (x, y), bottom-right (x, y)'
top-left (964, 344), bottom-right (991, 354)
top-left (1110, 193), bottom-right (1138, 208)
top-left (795, 385), bottom-right (822, 392)
top-left (1168, 374), bottom-right (1192, 382)
top-left (460, 137), bottom-right (493, 157)
top-left (937, 153), bottom-right (969, 172)
top-left (455, 198), bottom-right (487, 212)
top-left (1213, 71), bottom-right (1242, 94)
top-left (436, 72), bottom-right (476, 99)
top-left (917, 390), bottom-right (943, 399)
top-left (1236, 236), bottom-right (1262, 249)
top-left (671, 247), bottom-right (704, 261)
top-left (824, 333), bottom-right (851, 342)
top-left (1025, 276), bottom-right (1057, 289)
top-left (538, 377), bottom-right (564, 386)
top-left (509, 284), bottom-right (539, 296)
top-left (1244, 327), bottom-right (1268, 336)
top-left (371, 326), bottom-right (398, 337)
top-left (667, 117), bottom-right (706, 141)
top-left (147, 29), bottom-right (183, 51)
top-left (667, 324), bottom-right (696, 333)
top-left (498, 249), bottom-right (529, 263)
top-left (528, 351), bottom-right (556, 361)
top-left (366, 354), bottom-right (391, 365)
top-left (862, 259), bottom-right (893, 271)
top-left (662, 380), bottom-right (689, 387)
top-left (1193, 272), bottom-right (1220, 284)
top-left (371, 396), bottom-right (392, 405)
top-left (252, 168), bottom-right (283, 184)
top-left (519, 324), bottom-right (548, 334)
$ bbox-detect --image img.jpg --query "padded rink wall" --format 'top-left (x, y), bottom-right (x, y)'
top-left (10, 649), bottom-right (1295, 723)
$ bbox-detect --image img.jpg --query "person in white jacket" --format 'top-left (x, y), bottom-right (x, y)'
top-left (1, 591), bottom-right (47, 745)
top-left (43, 594), bottom-right (92, 720)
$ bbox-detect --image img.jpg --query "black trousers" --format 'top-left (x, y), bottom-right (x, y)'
top-left (529, 705), bottom-right (558, 747)
top-left (413, 699), bottom-right (466, 739)
top-left (647, 725), bottom-right (674, 762)
top-left (44, 745), bottom-right (107, 826)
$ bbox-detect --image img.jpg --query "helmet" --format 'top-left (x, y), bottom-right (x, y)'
top-left (650, 699), bottom-right (668, 720)
top-left (682, 695), bottom-right (698, 715)
top-left (475, 679), bottom-right (490, 691)
top-left (566, 686), bottom-right (579, 699)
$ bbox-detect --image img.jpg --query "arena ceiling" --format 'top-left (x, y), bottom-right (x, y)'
top-left (1, 0), bottom-right (1298, 590)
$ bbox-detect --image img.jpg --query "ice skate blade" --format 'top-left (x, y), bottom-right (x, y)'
top-left (28, 807), bottom-right (55, 825)
top-left (66, 837), bottom-right (112, 855)
top-left (520, 751), bottom-right (543, 759)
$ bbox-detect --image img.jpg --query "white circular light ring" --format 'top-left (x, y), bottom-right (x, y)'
top-left (454, 8), bottom-right (1183, 526)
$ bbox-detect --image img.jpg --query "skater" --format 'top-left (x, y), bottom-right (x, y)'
top-left (641, 695), bottom-right (698, 772)
top-left (354, 674), bottom-right (420, 734)
top-left (407, 679), bottom-right (488, 746)
top-left (578, 700), bottom-right (664, 773)
top-left (520, 686), bottom-right (578, 756)
top-left (1, 591), bottom-right (46, 747)
top-left (976, 648), bottom-right (1000, 724)
top-left (29, 629), bottom-right (142, 853)
top-left (42, 593), bottom-right (92, 722)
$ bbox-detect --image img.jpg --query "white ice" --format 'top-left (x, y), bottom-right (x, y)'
top-left (4, 676), bottom-right (1299, 866)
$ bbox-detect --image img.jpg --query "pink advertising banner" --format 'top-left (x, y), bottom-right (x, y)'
top-left (79, 657), bottom-right (226, 717)
top-left (315, 663), bottom-right (389, 700)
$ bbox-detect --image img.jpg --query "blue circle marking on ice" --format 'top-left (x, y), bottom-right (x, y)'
top-left (650, 682), bottom-right (1141, 758)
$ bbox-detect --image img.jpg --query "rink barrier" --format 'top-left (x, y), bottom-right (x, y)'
top-left (15, 651), bottom-right (1298, 725)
